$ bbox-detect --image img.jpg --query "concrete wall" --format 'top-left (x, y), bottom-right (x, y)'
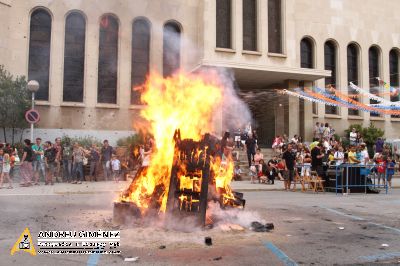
top-left (1, 0), bottom-right (400, 140)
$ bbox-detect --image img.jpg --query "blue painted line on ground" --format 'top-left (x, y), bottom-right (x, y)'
top-left (264, 241), bottom-right (298, 266)
top-left (368, 222), bottom-right (400, 234)
top-left (320, 206), bottom-right (400, 234)
top-left (360, 252), bottom-right (400, 262)
top-left (319, 206), bottom-right (365, 221)
top-left (87, 249), bottom-right (102, 266)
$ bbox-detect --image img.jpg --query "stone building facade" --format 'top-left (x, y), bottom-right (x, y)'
top-left (0, 0), bottom-right (399, 144)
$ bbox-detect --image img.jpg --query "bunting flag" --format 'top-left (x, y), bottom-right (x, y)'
top-left (376, 77), bottom-right (400, 98)
top-left (349, 82), bottom-right (393, 105)
top-left (315, 87), bottom-right (400, 115)
top-left (281, 87), bottom-right (400, 116)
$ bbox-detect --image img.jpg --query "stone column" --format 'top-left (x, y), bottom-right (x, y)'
top-left (285, 79), bottom-right (300, 138)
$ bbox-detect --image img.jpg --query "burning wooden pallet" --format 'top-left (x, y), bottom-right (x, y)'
top-left (114, 129), bottom-right (245, 226)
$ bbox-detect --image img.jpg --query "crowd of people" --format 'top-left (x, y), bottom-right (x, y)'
top-left (0, 138), bottom-right (124, 189)
top-left (232, 122), bottom-right (398, 191)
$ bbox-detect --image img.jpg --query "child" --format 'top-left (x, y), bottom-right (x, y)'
top-left (111, 155), bottom-right (121, 183)
top-left (249, 163), bottom-right (257, 184)
top-left (233, 165), bottom-right (242, 181)
top-left (386, 157), bottom-right (395, 189)
top-left (0, 153), bottom-right (13, 189)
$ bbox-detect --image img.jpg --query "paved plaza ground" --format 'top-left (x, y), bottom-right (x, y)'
top-left (0, 180), bottom-right (399, 265)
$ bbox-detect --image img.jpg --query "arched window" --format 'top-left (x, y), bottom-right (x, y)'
top-left (131, 18), bottom-right (150, 105)
top-left (390, 49), bottom-right (399, 118)
top-left (243, 0), bottom-right (257, 51)
top-left (300, 38), bottom-right (313, 68)
top-left (268, 0), bottom-right (282, 53)
top-left (347, 43), bottom-right (359, 116)
top-left (324, 41), bottom-right (337, 115)
top-left (163, 22), bottom-right (181, 77)
top-left (369, 46), bottom-right (380, 116)
top-left (98, 15), bottom-right (118, 104)
top-left (216, 0), bottom-right (231, 49)
top-left (63, 12), bottom-right (86, 102)
top-left (28, 9), bottom-right (52, 101)
top-left (389, 49), bottom-right (399, 101)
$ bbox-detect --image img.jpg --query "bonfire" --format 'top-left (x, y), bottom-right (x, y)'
top-left (115, 70), bottom-right (245, 226)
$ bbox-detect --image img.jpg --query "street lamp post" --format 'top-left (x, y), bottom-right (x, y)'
top-left (27, 80), bottom-right (39, 142)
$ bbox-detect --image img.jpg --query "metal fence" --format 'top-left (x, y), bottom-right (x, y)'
top-left (334, 164), bottom-right (389, 195)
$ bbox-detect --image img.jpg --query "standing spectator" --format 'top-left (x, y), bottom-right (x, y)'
top-left (111, 155), bottom-right (121, 183)
top-left (0, 149), bottom-right (3, 181)
top-left (220, 131), bottom-right (230, 157)
top-left (62, 139), bottom-right (73, 183)
top-left (349, 128), bottom-right (357, 146)
top-left (267, 156), bottom-right (279, 184)
top-left (0, 153), bottom-right (13, 189)
top-left (311, 143), bottom-right (325, 179)
top-left (386, 157), bottom-right (395, 188)
top-left (32, 137), bottom-right (45, 185)
top-left (333, 146), bottom-right (345, 165)
top-left (44, 141), bottom-right (57, 185)
top-left (72, 142), bottom-right (85, 184)
top-left (319, 123), bottom-right (325, 140)
top-left (375, 154), bottom-right (386, 186)
top-left (89, 144), bottom-right (100, 181)
top-left (9, 149), bottom-right (16, 179)
top-left (323, 123), bottom-right (331, 139)
top-left (356, 132), bottom-right (363, 146)
top-left (360, 143), bottom-right (370, 165)
top-left (54, 137), bottom-right (63, 182)
top-left (313, 122), bottom-right (320, 141)
top-left (282, 144), bottom-right (296, 191)
top-left (348, 146), bottom-right (361, 164)
top-left (245, 134), bottom-right (256, 167)
top-left (20, 139), bottom-right (33, 187)
top-left (249, 162), bottom-right (257, 184)
top-left (101, 140), bottom-right (113, 181)
top-left (234, 129), bottom-right (241, 149)
top-left (254, 148), bottom-right (263, 170)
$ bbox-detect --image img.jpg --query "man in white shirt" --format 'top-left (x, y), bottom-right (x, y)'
top-left (349, 128), bottom-right (357, 146)
top-left (334, 146), bottom-right (344, 165)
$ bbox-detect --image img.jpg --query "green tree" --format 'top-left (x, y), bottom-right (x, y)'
top-left (345, 122), bottom-right (384, 157)
top-left (0, 65), bottom-right (30, 144)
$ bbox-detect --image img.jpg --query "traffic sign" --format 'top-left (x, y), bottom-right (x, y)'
top-left (25, 109), bottom-right (40, 124)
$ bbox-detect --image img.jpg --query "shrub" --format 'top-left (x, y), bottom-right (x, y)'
top-left (61, 135), bottom-right (102, 148)
top-left (116, 131), bottom-right (147, 148)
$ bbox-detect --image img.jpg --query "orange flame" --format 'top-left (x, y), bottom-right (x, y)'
top-left (120, 71), bottom-right (225, 213)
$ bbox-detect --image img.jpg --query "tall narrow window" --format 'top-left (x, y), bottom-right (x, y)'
top-left (63, 12), bottom-right (86, 102)
top-left (300, 38), bottom-right (313, 68)
top-left (98, 15), bottom-right (118, 104)
top-left (163, 22), bottom-right (181, 77)
top-left (268, 0), bottom-right (282, 53)
top-left (324, 41), bottom-right (338, 115)
top-left (216, 0), bottom-right (231, 48)
top-left (131, 18), bottom-right (150, 105)
top-left (28, 9), bottom-right (52, 101)
top-left (369, 46), bottom-right (380, 117)
top-left (347, 43), bottom-right (359, 116)
top-left (389, 49), bottom-right (399, 118)
top-left (243, 0), bottom-right (257, 51)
